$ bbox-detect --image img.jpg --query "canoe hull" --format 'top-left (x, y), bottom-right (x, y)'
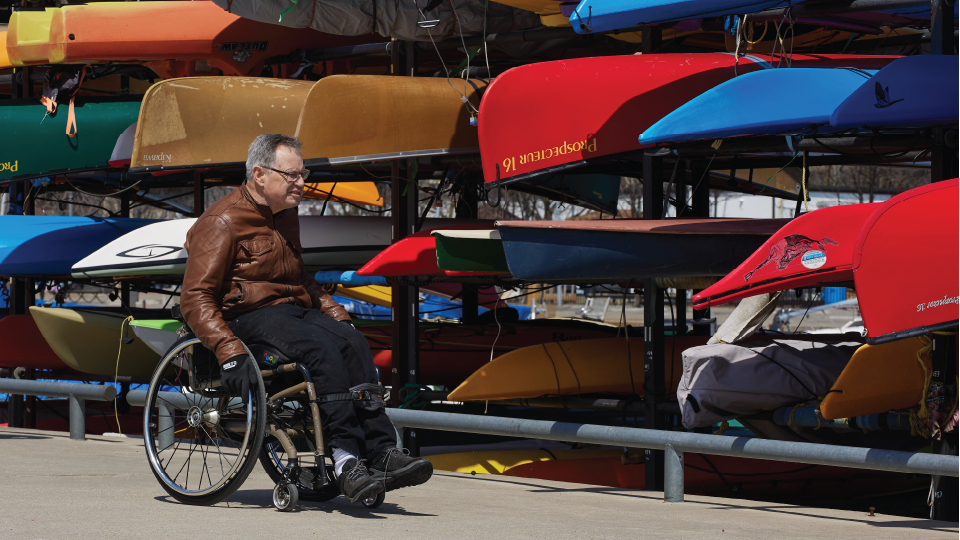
top-left (30, 307), bottom-right (161, 378)
top-left (0, 315), bottom-right (69, 370)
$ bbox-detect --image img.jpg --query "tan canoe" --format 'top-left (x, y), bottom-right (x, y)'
top-left (130, 77), bottom-right (314, 173)
top-left (30, 307), bottom-right (161, 378)
top-left (296, 75), bottom-right (486, 166)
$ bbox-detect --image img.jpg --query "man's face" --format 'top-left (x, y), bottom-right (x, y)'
top-left (256, 145), bottom-right (305, 213)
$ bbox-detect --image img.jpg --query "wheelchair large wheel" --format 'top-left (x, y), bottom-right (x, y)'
top-left (258, 397), bottom-right (340, 502)
top-left (143, 337), bottom-right (267, 505)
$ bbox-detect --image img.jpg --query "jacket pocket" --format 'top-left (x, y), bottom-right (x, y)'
top-left (238, 236), bottom-right (275, 258)
top-left (223, 282), bottom-right (244, 306)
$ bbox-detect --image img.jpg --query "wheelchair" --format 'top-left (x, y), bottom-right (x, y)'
top-left (141, 312), bottom-right (387, 512)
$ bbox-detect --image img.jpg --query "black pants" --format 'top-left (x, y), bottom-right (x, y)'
top-left (228, 303), bottom-right (396, 458)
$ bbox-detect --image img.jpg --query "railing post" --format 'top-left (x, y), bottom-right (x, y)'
top-left (68, 394), bottom-right (85, 441)
top-left (158, 404), bottom-right (174, 452)
top-left (664, 443), bottom-right (684, 502)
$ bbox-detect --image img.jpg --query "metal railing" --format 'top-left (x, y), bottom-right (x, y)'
top-left (0, 379), bottom-right (117, 441)
top-left (385, 408), bottom-right (959, 503)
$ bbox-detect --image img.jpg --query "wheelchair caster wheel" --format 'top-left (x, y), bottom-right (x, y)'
top-left (273, 483), bottom-right (298, 512)
top-left (361, 490), bottom-right (385, 509)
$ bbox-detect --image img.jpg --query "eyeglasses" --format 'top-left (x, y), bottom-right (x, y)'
top-left (264, 166), bottom-right (311, 182)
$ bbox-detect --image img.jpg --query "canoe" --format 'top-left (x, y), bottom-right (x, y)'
top-left (356, 222), bottom-right (495, 277)
top-left (72, 216), bottom-right (397, 278)
top-left (513, 173), bottom-right (622, 215)
top-left (0, 97), bottom-right (141, 183)
top-left (447, 335), bottom-right (706, 401)
top-left (433, 230), bottom-right (510, 274)
top-left (0, 27), bottom-right (12, 69)
top-left (364, 318), bottom-right (634, 388)
top-left (296, 75), bottom-right (486, 167)
top-left (333, 285), bottom-right (392, 308)
top-left (129, 77), bottom-right (314, 173)
top-left (479, 53), bottom-right (898, 185)
top-left (0, 216), bottom-right (158, 277)
top-left (129, 319), bottom-right (183, 357)
top-left (0, 314), bottom-right (69, 371)
top-left (302, 181), bottom-right (384, 207)
top-left (29, 307), bottom-right (160, 378)
top-left (495, 218), bottom-right (786, 284)
top-left (639, 68), bottom-right (877, 145)
top-left (691, 204), bottom-right (880, 309)
top-left (5, 2), bottom-right (377, 77)
top-left (830, 56), bottom-right (960, 129)
top-left (820, 337), bottom-right (932, 420)
top-left (853, 179), bottom-right (958, 344)
top-left (569, 0), bottom-right (788, 33)
top-left (499, 450), bottom-right (924, 499)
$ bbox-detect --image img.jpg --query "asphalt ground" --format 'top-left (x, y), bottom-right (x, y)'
top-left (1, 427), bottom-right (955, 540)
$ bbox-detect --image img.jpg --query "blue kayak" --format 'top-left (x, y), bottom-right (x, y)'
top-left (570, 0), bottom-right (788, 33)
top-left (830, 56), bottom-right (960, 130)
top-left (0, 216), bottom-right (158, 276)
top-left (639, 68), bottom-right (876, 146)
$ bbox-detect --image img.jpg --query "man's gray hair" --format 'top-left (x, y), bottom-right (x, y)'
top-left (246, 134), bottom-right (303, 181)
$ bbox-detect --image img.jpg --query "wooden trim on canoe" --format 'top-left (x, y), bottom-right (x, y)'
top-left (296, 75), bottom-right (486, 164)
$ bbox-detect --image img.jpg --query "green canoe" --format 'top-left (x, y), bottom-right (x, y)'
top-left (0, 97), bottom-right (141, 182)
top-left (433, 230), bottom-right (510, 273)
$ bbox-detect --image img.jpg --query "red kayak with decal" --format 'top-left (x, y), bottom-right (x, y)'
top-left (357, 223), bottom-right (494, 277)
top-left (479, 53), bottom-right (898, 185)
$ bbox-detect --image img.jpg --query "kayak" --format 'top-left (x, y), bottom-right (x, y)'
top-left (356, 222), bottom-right (495, 277)
top-left (0, 216), bottom-right (158, 277)
top-left (5, 2), bottom-right (378, 78)
top-left (72, 216), bottom-right (396, 278)
top-left (639, 68), bottom-right (877, 145)
top-left (691, 204), bottom-right (880, 309)
top-left (129, 319), bottom-right (183, 359)
top-left (569, 0), bottom-right (789, 33)
top-left (479, 53), bottom-right (897, 185)
top-left (0, 315), bottom-right (69, 371)
top-left (297, 75), bottom-right (486, 167)
top-left (830, 56), bottom-right (960, 129)
top-left (853, 179), bottom-right (958, 344)
top-left (495, 218), bottom-right (786, 283)
top-left (820, 337), bottom-right (933, 420)
top-left (433, 230), bottom-right (510, 274)
top-left (447, 336), bottom-right (707, 401)
top-left (0, 97), bottom-right (141, 183)
top-left (30, 307), bottom-right (161, 378)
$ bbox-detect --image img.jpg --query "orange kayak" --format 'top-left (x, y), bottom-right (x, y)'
top-left (6, 2), bottom-right (379, 78)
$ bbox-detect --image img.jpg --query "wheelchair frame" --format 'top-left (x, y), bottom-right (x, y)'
top-left (142, 333), bottom-right (385, 511)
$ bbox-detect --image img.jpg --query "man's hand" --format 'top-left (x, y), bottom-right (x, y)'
top-left (220, 354), bottom-right (257, 404)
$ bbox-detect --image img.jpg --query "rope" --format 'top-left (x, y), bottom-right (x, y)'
top-left (114, 315), bottom-right (134, 436)
top-left (801, 151), bottom-right (809, 213)
top-left (713, 420), bottom-right (729, 435)
top-left (915, 336), bottom-right (934, 420)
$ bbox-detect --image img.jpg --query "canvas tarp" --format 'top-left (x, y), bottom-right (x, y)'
top-left (677, 339), bottom-right (861, 428)
top-left (212, 0), bottom-right (542, 42)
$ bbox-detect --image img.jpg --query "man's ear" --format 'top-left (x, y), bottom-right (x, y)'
top-left (251, 165), bottom-right (267, 188)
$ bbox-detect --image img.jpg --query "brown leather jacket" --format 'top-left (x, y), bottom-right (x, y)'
top-left (181, 185), bottom-right (350, 364)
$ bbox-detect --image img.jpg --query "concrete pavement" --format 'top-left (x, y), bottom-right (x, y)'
top-left (0, 427), bottom-right (956, 540)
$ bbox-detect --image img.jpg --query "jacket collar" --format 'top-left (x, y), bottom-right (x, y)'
top-left (241, 183), bottom-right (274, 219)
top-left (240, 183), bottom-right (298, 221)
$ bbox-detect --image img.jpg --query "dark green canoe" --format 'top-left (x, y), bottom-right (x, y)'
top-left (433, 230), bottom-right (510, 274)
top-left (0, 97), bottom-right (141, 183)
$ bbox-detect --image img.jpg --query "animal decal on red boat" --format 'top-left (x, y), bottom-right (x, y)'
top-left (743, 235), bottom-right (839, 281)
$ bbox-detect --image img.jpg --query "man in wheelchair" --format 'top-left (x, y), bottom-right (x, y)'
top-left (180, 134), bottom-right (433, 503)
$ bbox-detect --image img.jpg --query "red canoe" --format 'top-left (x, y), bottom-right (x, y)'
top-left (854, 179), bottom-right (958, 343)
top-left (357, 223), bottom-right (494, 277)
top-left (692, 204), bottom-right (880, 309)
top-left (0, 315), bottom-right (69, 371)
top-left (479, 53), bottom-right (898, 185)
top-left (360, 319), bottom-right (626, 388)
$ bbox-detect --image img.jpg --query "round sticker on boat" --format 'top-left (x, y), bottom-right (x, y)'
top-left (801, 250), bottom-right (826, 269)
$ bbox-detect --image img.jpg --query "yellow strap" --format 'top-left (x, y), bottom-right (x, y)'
top-left (713, 420), bottom-right (729, 435)
top-left (801, 151), bottom-right (809, 213)
top-left (114, 315), bottom-right (134, 436)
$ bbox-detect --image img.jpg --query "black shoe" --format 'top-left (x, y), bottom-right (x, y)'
top-left (336, 459), bottom-right (384, 504)
top-left (368, 447), bottom-right (433, 492)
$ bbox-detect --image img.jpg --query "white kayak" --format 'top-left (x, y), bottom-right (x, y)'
top-left (72, 216), bottom-right (469, 278)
